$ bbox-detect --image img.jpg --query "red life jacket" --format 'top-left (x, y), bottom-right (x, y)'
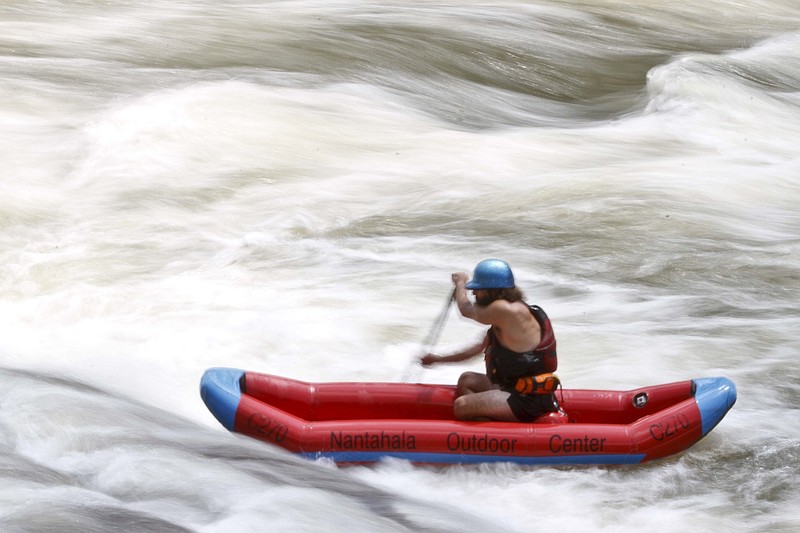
top-left (484, 304), bottom-right (558, 388)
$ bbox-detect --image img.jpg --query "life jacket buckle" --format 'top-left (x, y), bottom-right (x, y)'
top-left (514, 373), bottom-right (560, 395)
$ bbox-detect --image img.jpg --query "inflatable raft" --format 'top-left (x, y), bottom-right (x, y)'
top-left (200, 368), bottom-right (736, 465)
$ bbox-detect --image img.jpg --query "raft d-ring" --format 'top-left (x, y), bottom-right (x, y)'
top-left (632, 392), bottom-right (649, 408)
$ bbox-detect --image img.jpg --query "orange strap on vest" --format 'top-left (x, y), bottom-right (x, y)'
top-left (514, 373), bottom-right (560, 395)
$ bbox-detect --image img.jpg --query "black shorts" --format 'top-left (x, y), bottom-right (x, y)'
top-left (504, 390), bottom-right (559, 422)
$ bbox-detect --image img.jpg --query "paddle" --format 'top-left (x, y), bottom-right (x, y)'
top-left (401, 288), bottom-right (455, 382)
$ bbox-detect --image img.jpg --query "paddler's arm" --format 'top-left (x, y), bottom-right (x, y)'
top-left (420, 337), bottom-right (487, 367)
top-left (452, 271), bottom-right (475, 318)
top-left (452, 271), bottom-right (506, 326)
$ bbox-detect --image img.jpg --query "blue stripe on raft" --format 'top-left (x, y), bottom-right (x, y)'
top-left (200, 367), bottom-right (244, 432)
top-left (693, 377), bottom-right (737, 436)
top-left (299, 451), bottom-right (647, 465)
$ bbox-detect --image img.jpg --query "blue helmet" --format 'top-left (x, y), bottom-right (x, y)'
top-left (465, 259), bottom-right (515, 289)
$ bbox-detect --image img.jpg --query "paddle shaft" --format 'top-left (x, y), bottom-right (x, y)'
top-left (421, 288), bottom-right (456, 348)
top-left (402, 289), bottom-right (455, 382)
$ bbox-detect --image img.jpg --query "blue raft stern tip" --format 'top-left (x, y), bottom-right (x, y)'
top-left (200, 367), bottom-right (245, 432)
top-left (693, 377), bottom-right (737, 437)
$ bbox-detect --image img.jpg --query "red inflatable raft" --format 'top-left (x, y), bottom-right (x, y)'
top-left (200, 368), bottom-right (736, 465)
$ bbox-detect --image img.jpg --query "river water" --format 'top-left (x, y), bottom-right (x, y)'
top-left (1, 1), bottom-right (799, 531)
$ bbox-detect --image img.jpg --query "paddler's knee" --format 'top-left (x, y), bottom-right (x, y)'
top-left (456, 371), bottom-right (491, 396)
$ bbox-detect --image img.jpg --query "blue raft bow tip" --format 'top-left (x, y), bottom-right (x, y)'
top-left (693, 377), bottom-right (737, 437)
top-left (200, 367), bottom-right (245, 432)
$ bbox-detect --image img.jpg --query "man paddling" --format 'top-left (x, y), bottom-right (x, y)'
top-left (420, 259), bottom-right (560, 422)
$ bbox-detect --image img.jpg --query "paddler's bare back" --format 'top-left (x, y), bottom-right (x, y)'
top-left (486, 299), bottom-right (541, 353)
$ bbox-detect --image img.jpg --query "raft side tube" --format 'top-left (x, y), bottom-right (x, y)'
top-left (693, 377), bottom-right (737, 436)
top-left (200, 367), bottom-right (245, 432)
